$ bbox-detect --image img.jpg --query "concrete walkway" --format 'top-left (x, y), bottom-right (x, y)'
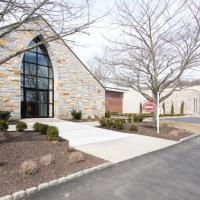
top-left (22, 118), bottom-right (177, 163)
top-left (22, 118), bottom-right (130, 146)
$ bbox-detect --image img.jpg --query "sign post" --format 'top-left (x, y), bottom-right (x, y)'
top-left (156, 92), bottom-right (160, 134)
top-left (143, 100), bottom-right (159, 134)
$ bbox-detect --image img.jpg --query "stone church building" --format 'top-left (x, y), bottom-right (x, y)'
top-left (0, 18), bottom-right (105, 119)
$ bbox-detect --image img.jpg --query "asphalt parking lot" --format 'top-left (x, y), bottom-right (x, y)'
top-left (166, 117), bottom-right (200, 124)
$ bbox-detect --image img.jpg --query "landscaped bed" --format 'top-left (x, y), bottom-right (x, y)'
top-left (98, 118), bottom-right (193, 141)
top-left (0, 131), bottom-right (105, 197)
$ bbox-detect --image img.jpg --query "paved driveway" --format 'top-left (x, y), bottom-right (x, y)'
top-left (166, 117), bottom-right (200, 124)
top-left (27, 136), bottom-right (200, 200)
top-left (22, 118), bottom-right (176, 163)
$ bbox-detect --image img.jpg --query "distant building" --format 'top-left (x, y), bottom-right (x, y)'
top-left (105, 83), bottom-right (200, 115)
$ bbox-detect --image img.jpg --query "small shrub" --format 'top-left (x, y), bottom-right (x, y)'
top-left (99, 117), bottom-right (107, 126)
top-left (40, 124), bottom-right (49, 135)
top-left (171, 103), bottom-right (174, 115)
top-left (115, 121), bottom-right (123, 130)
top-left (110, 112), bottom-right (119, 115)
top-left (47, 126), bottom-right (59, 141)
top-left (112, 118), bottom-right (120, 128)
top-left (69, 151), bottom-right (85, 163)
top-left (105, 110), bottom-right (111, 118)
top-left (40, 154), bottom-right (55, 166)
top-left (129, 124), bottom-right (138, 132)
top-left (33, 122), bottom-right (42, 132)
top-left (120, 118), bottom-right (126, 123)
top-left (71, 110), bottom-right (82, 120)
top-left (139, 102), bottom-right (143, 113)
top-left (138, 114), bottom-right (144, 122)
top-left (180, 101), bottom-right (184, 115)
top-left (106, 119), bottom-right (114, 128)
top-left (133, 115), bottom-right (138, 122)
top-left (162, 103), bottom-right (166, 115)
top-left (114, 118), bottom-right (121, 123)
top-left (0, 111), bottom-right (10, 121)
top-left (16, 121), bottom-right (27, 131)
top-left (128, 117), bottom-right (132, 123)
top-left (0, 120), bottom-right (8, 132)
top-left (20, 160), bottom-right (38, 175)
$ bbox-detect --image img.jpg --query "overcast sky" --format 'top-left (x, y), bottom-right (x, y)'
top-left (71, 0), bottom-right (200, 81)
top-left (71, 0), bottom-right (115, 64)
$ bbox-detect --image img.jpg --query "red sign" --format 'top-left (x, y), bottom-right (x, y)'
top-left (143, 102), bottom-right (156, 113)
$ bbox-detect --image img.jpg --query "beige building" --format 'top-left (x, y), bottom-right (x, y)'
top-left (105, 83), bottom-right (200, 115)
top-left (0, 18), bottom-right (105, 119)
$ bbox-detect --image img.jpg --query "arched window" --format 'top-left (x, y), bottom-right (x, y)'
top-left (21, 37), bottom-right (54, 118)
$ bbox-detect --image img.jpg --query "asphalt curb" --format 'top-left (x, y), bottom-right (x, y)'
top-left (0, 162), bottom-right (113, 200)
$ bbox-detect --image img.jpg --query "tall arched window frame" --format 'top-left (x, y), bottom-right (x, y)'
top-left (21, 37), bottom-right (54, 118)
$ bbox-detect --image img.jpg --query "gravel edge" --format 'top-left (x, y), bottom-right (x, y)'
top-left (0, 162), bottom-right (113, 200)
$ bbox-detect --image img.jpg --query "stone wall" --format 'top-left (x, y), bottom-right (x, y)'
top-left (0, 18), bottom-right (105, 119)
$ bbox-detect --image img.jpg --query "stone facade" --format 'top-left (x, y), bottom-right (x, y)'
top-left (0, 19), bottom-right (105, 119)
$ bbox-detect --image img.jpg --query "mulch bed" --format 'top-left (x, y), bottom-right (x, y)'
top-left (0, 131), bottom-right (105, 197)
top-left (98, 121), bottom-right (193, 141)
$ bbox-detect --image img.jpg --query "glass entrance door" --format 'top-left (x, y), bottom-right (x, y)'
top-left (38, 91), bottom-right (48, 117)
top-left (26, 90), bottom-right (38, 117)
top-left (21, 89), bottom-right (48, 118)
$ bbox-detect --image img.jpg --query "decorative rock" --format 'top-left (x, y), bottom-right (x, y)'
top-left (12, 190), bottom-right (25, 200)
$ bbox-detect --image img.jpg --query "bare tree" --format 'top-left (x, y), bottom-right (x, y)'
top-left (101, 0), bottom-right (200, 112)
top-left (87, 57), bottom-right (110, 83)
top-left (0, 0), bottom-right (103, 65)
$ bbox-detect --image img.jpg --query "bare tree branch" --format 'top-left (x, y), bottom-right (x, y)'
top-left (100, 0), bottom-right (200, 106)
top-left (0, 0), bottom-right (107, 65)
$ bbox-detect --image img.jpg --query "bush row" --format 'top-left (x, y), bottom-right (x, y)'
top-left (103, 114), bottom-right (143, 123)
top-left (100, 118), bottom-right (124, 130)
top-left (33, 122), bottom-right (59, 141)
top-left (0, 120), bottom-right (59, 141)
top-left (109, 112), bottom-right (185, 118)
top-left (99, 118), bottom-right (138, 132)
